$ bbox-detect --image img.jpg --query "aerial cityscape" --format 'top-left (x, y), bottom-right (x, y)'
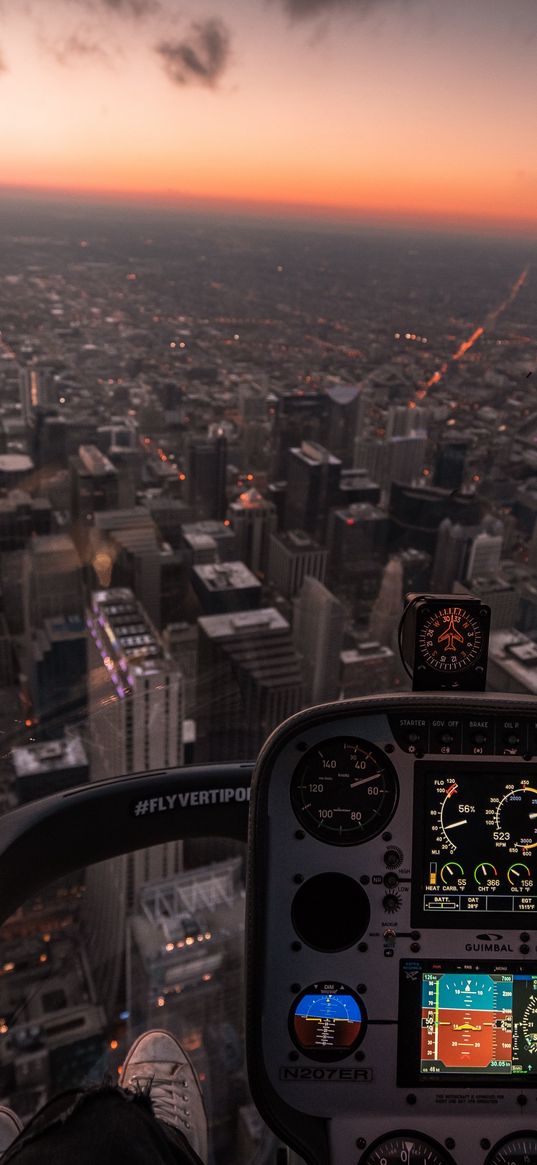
top-left (0, 198), bottom-right (535, 1157)
top-left (0, 0), bottom-right (536, 1159)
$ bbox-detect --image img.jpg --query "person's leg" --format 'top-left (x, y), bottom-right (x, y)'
top-left (0, 1030), bottom-right (207, 1165)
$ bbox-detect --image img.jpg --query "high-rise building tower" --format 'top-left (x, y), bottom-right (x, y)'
top-left (84, 588), bottom-right (184, 1013)
top-left (23, 533), bottom-right (84, 638)
top-left (69, 445), bottom-right (120, 554)
top-left (389, 482), bottom-right (481, 555)
top-left (196, 608), bottom-right (304, 761)
top-left (19, 361), bottom-right (60, 424)
top-left (327, 503), bottom-right (389, 586)
top-left (356, 433), bottom-right (427, 495)
top-left (431, 518), bottom-right (479, 592)
top-left (433, 438), bottom-right (468, 492)
top-left (187, 435), bottom-right (227, 520)
top-left (267, 530), bottom-right (328, 599)
top-left (226, 489), bottom-right (278, 574)
top-left (271, 391), bottom-right (328, 478)
top-left (293, 578), bottom-right (345, 704)
top-left (466, 523), bottom-right (503, 580)
top-left (385, 404), bottom-right (428, 439)
top-left (324, 384), bottom-right (367, 466)
top-left (285, 441), bottom-right (341, 537)
top-left (87, 588), bottom-right (183, 780)
top-left (369, 557), bottom-right (404, 647)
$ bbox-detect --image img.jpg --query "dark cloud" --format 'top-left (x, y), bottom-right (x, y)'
top-left (156, 19), bottom-right (230, 87)
top-left (276, 0), bottom-right (392, 17)
top-left (66, 0), bottom-right (160, 15)
top-left (48, 31), bottom-right (107, 64)
top-left (99, 0), bottom-right (160, 14)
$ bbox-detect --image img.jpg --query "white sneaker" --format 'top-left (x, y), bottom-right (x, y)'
top-left (120, 1029), bottom-right (208, 1164)
top-left (0, 1107), bottom-right (23, 1159)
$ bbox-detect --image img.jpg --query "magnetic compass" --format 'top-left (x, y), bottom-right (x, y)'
top-left (359, 1132), bottom-right (456, 1165)
top-left (400, 594), bottom-right (490, 691)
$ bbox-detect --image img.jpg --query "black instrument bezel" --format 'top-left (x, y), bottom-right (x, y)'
top-left (411, 761), bottom-right (537, 929)
top-left (289, 736), bottom-right (399, 846)
top-left (398, 957), bottom-right (537, 1089)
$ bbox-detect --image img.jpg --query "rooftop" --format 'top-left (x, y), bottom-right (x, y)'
top-left (181, 521), bottom-right (234, 540)
top-left (489, 630), bottom-right (537, 695)
top-left (291, 441), bottom-right (341, 466)
top-left (335, 503), bottom-right (387, 523)
top-left (271, 529), bottom-right (324, 553)
top-left (198, 606), bottom-right (289, 640)
top-left (78, 445), bottom-right (117, 477)
top-left (0, 454), bottom-right (33, 472)
top-left (193, 562), bottom-right (261, 592)
top-left (229, 488), bottom-right (273, 511)
top-left (89, 587), bottom-right (174, 676)
top-left (341, 641), bottom-right (394, 663)
top-left (12, 733), bottom-right (88, 777)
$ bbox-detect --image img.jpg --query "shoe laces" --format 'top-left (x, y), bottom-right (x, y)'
top-left (130, 1072), bottom-right (191, 1130)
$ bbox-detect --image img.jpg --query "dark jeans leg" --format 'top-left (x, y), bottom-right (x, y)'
top-left (2, 1084), bottom-right (204, 1165)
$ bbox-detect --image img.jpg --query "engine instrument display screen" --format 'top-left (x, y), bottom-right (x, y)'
top-left (412, 763), bottom-right (537, 927)
top-left (398, 960), bottom-right (537, 1087)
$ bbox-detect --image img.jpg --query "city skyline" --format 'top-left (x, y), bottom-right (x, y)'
top-left (0, 0), bottom-right (536, 233)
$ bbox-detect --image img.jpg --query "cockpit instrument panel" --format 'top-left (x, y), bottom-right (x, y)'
top-left (414, 764), bottom-right (537, 926)
top-left (246, 694), bottom-right (537, 1165)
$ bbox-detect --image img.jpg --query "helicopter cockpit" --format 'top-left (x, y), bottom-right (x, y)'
top-left (1, 596), bottom-right (537, 1165)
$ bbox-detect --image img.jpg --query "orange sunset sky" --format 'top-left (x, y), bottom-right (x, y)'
top-left (0, 0), bottom-right (536, 231)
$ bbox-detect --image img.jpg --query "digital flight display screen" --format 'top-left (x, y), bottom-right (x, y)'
top-left (398, 960), bottom-right (537, 1087)
top-left (412, 763), bottom-right (537, 927)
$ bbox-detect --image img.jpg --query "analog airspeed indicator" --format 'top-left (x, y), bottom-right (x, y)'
top-left (418, 605), bottom-right (484, 673)
top-left (290, 737), bottom-right (398, 845)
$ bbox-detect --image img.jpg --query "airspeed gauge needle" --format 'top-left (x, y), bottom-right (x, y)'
top-left (350, 772), bottom-right (382, 788)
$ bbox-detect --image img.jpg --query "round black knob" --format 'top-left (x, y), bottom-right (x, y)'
top-left (384, 847), bottom-right (403, 869)
top-left (383, 893), bottom-right (401, 913)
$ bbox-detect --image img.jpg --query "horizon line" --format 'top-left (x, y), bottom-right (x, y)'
top-left (0, 182), bottom-right (536, 241)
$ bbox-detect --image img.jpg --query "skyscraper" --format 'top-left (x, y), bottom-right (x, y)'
top-left (327, 503), bottom-right (389, 586)
top-left (69, 445), bottom-right (120, 556)
top-left (285, 441), bottom-right (341, 537)
top-left (271, 391), bottom-right (328, 478)
top-left (187, 435), bottom-right (227, 520)
top-left (293, 578), bottom-right (345, 704)
top-left (84, 588), bottom-right (184, 1013)
top-left (226, 489), bottom-right (277, 574)
top-left (385, 404), bottom-right (428, 439)
top-left (431, 518), bottom-right (479, 592)
top-left (23, 533), bottom-right (84, 639)
top-left (433, 438), bottom-right (468, 492)
top-left (324, 384), bottom-right (367, 465)
top-left (267, 530), bottom-right (328, 599)
top-left (196, 608), bottom-right (304, 761)
top-left (369, 557), bottom-right (404, 647)
top-left (466, 523), bottom-right (503, 580)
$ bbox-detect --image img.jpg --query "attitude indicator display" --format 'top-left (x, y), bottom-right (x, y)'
top-left (413, 764), bottom-right (537, 927)
top-left (398, 961), bottom-right (537, 1087)
top-left (289, 982), bottom-right (366, 1061)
